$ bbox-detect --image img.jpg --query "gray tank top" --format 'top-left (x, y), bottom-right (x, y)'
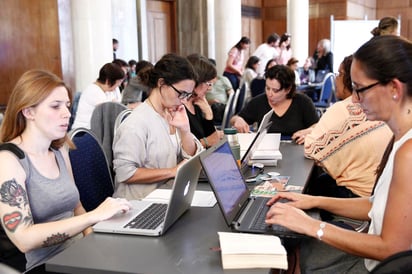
top-left (16, 147), bottom-right (80, 272)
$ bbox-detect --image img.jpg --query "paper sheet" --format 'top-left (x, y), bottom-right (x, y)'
top-left (143, 189), bottom-right (217, 207)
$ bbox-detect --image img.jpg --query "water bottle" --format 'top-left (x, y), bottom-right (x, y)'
top-left (224, 128), bottom-right (241, 165)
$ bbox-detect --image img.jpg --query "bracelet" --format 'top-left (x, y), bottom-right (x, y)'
top-left (316, 222), bottom-right (326, 241)
top-left (203, 137), bottom-right (209, 148)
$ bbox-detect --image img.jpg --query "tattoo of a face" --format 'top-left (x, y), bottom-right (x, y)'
top-left (42, 233), bottom-right (70, 248)
top-left (0, 179), bottom-right (28, 208)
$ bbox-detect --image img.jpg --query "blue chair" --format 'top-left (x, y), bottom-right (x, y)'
top-left (69, 128), bottom-right (114, 212)
top-left (250, 78), bottom-right (265, 97)
top-left (233, 83), bottom-right (248, 114)
top-left (314, 73), bottom-right (336, 116)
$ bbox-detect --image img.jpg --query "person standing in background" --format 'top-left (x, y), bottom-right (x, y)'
top-left (223, 36), bottom-right (251, 91)
top-left (112, 38), bottom-right (119, 61)
top-left (252, 33), bottom-right (280, 77)
top-left (276, 33), bottom-right (292, 65)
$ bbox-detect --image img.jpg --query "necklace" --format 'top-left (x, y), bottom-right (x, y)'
top-left (147, 97), bottom-right (166, 117)
top-left (147, 97), bottom-right (176, 134)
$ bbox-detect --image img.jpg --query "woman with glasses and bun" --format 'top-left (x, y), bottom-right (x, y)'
top-left (265, 35), bottom-right (412, 273)
top-left (184, 54), bottom-right (222, 149)
top-left (112, 53), bottom-right (203, 200)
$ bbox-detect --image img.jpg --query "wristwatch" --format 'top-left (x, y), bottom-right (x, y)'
top-left (317, 222), bottom-right (326, 240)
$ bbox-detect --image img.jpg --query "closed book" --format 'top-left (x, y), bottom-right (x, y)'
top-left (217, 232), bottom-right (288, 270)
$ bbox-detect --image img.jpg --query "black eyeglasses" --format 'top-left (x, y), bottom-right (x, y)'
top-left (352, 81), bottom-right (380, 100)
top-left (169, 84), bottom-right (193, 100)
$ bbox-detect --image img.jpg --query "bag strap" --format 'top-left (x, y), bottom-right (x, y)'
top-left (0, 143), bottom-right (25, 159)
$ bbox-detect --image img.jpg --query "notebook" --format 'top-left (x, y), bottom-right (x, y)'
top-left (238, 133), bottom-right (282, 161)
top-left (92, 153), bottom-right (202, 236)
top-left (199, 140), bottom-right (320, 238)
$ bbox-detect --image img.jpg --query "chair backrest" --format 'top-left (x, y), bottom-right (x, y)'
top-left (231, 88), bottom-right (240, 115)
top-left (68, 128), bottom-right (114, 211)
top-left (234, 82), bottom-right (248, 114)
top-left (114, 108), bottom-right (132, 136)
top-left (68, 91), bottom-right (82, 131)
top-left (90, 101), bottom-right (127, 168)
top-left (317, 72), bottom-right (336, 104)
top-left (220, 92), bottom-right (235, 129)
top-left (370, 250), bottom-right (412, 274)
top-left (250, 78), bottom-right (265, 97)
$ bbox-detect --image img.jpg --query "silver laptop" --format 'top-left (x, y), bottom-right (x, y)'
top-left (199, 140), bottom-right (320, 238)
top-left (93, 153), bottom-right (202, 236)
top-left (239, 110), bottom-right (274, 178)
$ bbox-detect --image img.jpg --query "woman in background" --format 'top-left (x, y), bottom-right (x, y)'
top-left (184, 53), bottom-right (221, 148)
top-left (223, 36), bottom-right (251, 91)
top-left (371, 16), bottom-right (399, 36)
top-left (72, 63), bottom-right (125, 129)
top-left (276, 33), bottom-right (292, 65)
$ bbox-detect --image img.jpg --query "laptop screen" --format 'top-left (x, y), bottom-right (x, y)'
top-left (200, 141), bottom-right (250, 224)
top-left (240, 109), bottom-right (273, 171)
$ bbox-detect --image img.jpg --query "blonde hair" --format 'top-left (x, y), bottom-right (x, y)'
top-left (0, 69), bottom-right (73, 149)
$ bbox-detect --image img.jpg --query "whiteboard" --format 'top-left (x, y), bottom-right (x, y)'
top-left (331, 20), bottom-right (379, 72)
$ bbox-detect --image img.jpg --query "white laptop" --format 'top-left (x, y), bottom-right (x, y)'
top-left (93, 153), bottom-right (202, 236)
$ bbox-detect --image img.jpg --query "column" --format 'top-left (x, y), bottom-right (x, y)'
top-left (287, 0), bottom-right (309, 65)
top-left (111, 0), bottom-right (139, 62)
top-left (214, 0), bottom-right (242, 74)
top-left (71, 0), bottom-right (112, 92)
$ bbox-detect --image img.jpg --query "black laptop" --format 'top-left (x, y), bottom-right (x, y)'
top-left (199, 140), bottom-right (319, 238)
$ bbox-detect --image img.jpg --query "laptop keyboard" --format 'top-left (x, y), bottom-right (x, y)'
top-left (249, 198), bottom-right (288, 232)
top-left (250, 198), bottom-right (271, 230)
top-left (124, 203), bottom-right (167, 230)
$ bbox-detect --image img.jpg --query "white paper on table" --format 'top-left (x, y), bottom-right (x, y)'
top-left (143, 189), bottom-right (217, 207)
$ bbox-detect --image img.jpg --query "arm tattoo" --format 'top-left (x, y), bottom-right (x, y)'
top-left (42, 232), bottom-right (70, 248)
top-left (1, 179), bottom-right (33, 232)
top-left (0, 179), bottom-right (28, 208)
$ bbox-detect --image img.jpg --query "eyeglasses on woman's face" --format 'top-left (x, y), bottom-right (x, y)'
top-left (352, 81), bottom-right (381, 100)
top-left (169, 83), bottom-right (193, 100)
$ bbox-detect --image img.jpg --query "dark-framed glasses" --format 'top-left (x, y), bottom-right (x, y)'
top-left (169, 84), bottom-right (193, 100)
top-left (352, 81), bottom-right (380, 100)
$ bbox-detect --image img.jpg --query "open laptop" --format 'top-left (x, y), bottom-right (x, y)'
top-left (198, 109), bottom-right (274, 182)
top-left (239, 109), bottom-right (275, 178)
top-left (199, 140), bottom-right (320, 238)
top-left (93, 153), bottom-right (202, 236)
